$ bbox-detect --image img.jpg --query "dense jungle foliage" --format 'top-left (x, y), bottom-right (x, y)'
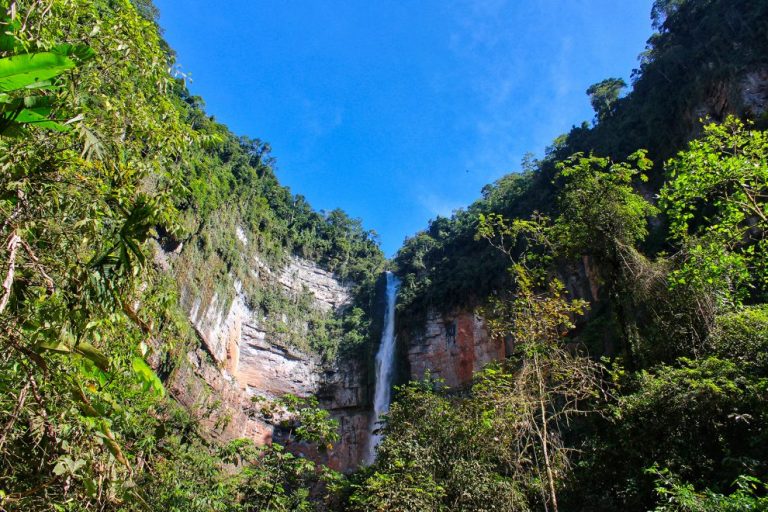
top-left (0, 0), bottom-right (381, 510)
top-left (2, 0), bottom-right (768, 511)
top-left (363, 117), bottom-right (768, 511)
top-left (393, 0), bottom-right (768, 327)
top-left (365, 0), bottom-right (768, 510)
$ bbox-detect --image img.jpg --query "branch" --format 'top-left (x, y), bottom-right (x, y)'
top-left (0, 232), bottom-right (21, 314)
top-left (19, 237), bottom-right (55, 293)
top-left (0, 380), bottom-right (29, 451)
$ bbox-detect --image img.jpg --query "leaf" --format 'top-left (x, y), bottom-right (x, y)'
top-left (10, 108), bottom-right (71, 132)
top-left (52, 457), bottom-right (86, 476)
top-left (131, 356), bottom-right (165, 397)
top-left (36, 340), bottom-right (72, 353)
top-left (71, 384), bottom-right (101, 417)
top-left (100, 421), bottom-right (130, 469)
top-left (83, 477), bottom-right (97, 498)
top-left (0, 52), bottom-right (76, 92)
top-left (74, 341), bottom-right (110, 371)
top-left (24, 79), bottom-right (58, 91)
top-left (52, 461), bottom-right (68, 476)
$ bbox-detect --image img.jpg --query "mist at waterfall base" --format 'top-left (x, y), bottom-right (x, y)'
top-left (365, 271), bottom-right (400, 465)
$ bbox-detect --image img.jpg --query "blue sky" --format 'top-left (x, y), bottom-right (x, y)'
top-left (154, 0), bottom-right (655, 256)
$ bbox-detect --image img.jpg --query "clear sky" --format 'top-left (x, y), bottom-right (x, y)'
top-left (154, 0), bottom-right (655, 257)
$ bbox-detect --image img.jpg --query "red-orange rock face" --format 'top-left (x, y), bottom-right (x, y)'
top-left (400, 256), bottom-right (605, 389)
top-left (406, 310), bottom-right (504, 388)
top-left (402, 257), bottom-right (604, 389)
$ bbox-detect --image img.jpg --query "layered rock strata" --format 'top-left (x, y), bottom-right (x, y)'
top-left (170, 239), bottom-right (368, 472)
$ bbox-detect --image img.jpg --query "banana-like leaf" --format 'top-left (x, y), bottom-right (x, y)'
top-left (74, 341), bottom-right (110, 371)
top-left (0, 52), bottom-right (76, 92)
top-left (12, 107), bottom-right (71, 132)
top-left (24, 80), bottom-right (58, 91)
top-left (100, 421), bottom-right (130, 469)
top-left (0, 96), bottom-right (69, 134)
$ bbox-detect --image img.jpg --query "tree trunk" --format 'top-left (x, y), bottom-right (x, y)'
top-left (535, 353), bottom-right (559, 512)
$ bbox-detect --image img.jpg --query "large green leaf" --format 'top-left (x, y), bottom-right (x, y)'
top-left (74, 341), bottom-right (110, 371)
top-left (131, 356), bottom-right (165, 397)
top-left (0, 51), bottom-right (76, 92)
top-left (0, 96), bottom-right (71, 135)
top-left (12, 107), bottom-right (71, 132)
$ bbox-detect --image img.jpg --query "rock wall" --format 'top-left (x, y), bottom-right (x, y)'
top-left (170, 238), bottom-right (369, 472)
top-left (400, 256), bottom-right (602, 388)
top-left (278, 256), bottom-right (352, 312)
top-left (404, 310), bottom-right (502, 388)
top-left (740, 67), bottom-right (768, 117)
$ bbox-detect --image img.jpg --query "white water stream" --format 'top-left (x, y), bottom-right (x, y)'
top-left (364, 271), bottom-right (400, 465)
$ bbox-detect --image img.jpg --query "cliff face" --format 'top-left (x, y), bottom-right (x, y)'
top-left (405, 310), bottom-right (501, 387)
top-left (399, 256), bottom-right (602, 387)
top-left (164, 237), bottom-right (370, 472)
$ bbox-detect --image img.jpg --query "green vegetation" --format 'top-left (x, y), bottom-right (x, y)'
top-left (372, 1), bottom-right (768, 510)
top-left (2, 0), bottom-right (768, 510)
top-left (394, 0), bottom-right (768, 326)
top-left (0, 0), bottom-right (380, 509)
top-left (361, 116), bottom-right (768, 511)
top-left (171, 85), bottom-right (385, 361)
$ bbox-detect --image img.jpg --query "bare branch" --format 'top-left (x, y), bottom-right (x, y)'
top-left (0, 232), bottom-right (21, 314)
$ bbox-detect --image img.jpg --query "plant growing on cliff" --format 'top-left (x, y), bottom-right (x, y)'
top-left (347, 215), bottom-right (605, 511)
top-left (239, 394), bottom-right (340, 511)
top-left (349, 267), bottom-right (604, 512)
top-left (586, 78), bottom-right (626, 122)
top-left (660, 116), bottom-right (768, 304)
top-left (348, 375), bottom-right (525, 512)
top-left (650, 468), bottom-right (768, 512)
top-left (480, 274), bottom-right (603, 510)
top-left (477, 212), bottom-right (609, 511)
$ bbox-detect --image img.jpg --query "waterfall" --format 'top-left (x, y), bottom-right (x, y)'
top-left (365, 271), bottom-right (400, 465)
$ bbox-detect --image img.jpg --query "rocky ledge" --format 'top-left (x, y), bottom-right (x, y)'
top-left (171, 243), bottom-right (369, 472)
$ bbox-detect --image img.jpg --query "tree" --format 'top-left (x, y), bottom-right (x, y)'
top-left (553, 151), bottom-right (658, 368)
top-left (348, 374), bottom-right (527, 512)
top-left (238, 395), bottom-right (340, 512)
top-left (477, 215), bottom-right (605, 512)
top-left (479, 270), bottom-right (602, 512)
top-left (650, 469), bottom-right (768, 512)
top-left (660, 117), bottom-right (768, 304)
top-left (586, 78), bottom-right (626, 121)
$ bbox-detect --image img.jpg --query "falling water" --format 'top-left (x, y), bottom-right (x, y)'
top-left (365, 271), bottom-right (400, 465)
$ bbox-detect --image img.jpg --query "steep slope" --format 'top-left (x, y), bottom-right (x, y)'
top-left (0, 1), bottom-right (385, 509)
top-left (393, 0), bottom-right (768, 388)
top-left (349, 1), bottom-right (768, 510)
top-left (153, 63), bottom-right (388, 473)
top-left (3, 0), bottom-right (768, 510)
